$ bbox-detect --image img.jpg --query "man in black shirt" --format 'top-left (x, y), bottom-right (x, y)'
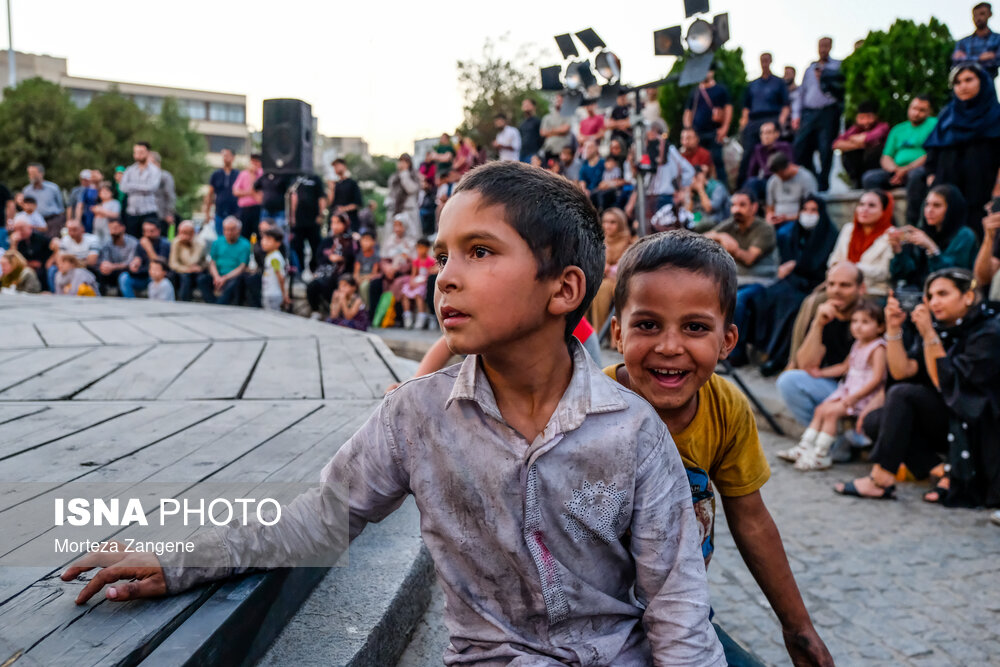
top-left (289, 172), bottom-right (327, 273)
top-left (330, 158), bottom-right (364, 232)
top-left (254, 172), bottom-right (292, 224)
top-left (776, 262), bottom-right (864, 427)
top-left (518, 98), bottom-right (542, 161)
top-left (607, 90), bottom-right (633, 148)
top-left (10, 219), bottom-right (53, 291)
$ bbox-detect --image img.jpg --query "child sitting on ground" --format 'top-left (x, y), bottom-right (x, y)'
top-left (400, 237), bottom-right (437, 329)
top-left (327, 273), bottom-right (368, 331)
top-left (782, 300), bottom-right (887, 470)
top-left (53, 253), bottom-right (99, 297)
top-left (260, 228), bottom-right (289, 311)
top-left (607, 230), bottom-right (833, 666)
top-left (62, 162), bottom-right (725, 665)
top-left (145, 258), bottom-right (175, 301)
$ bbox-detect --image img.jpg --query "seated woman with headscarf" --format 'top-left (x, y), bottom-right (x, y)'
top-left (835, 269), bottom-right (1000, 507)
top-left (888, 185), bottom-right (978, 290)
top-left (827, 190), bottom-right (895, 299)
top-left (921, 64), bottom-right (1000, 238)
top-left (751, 196), bottom-right (839, 375)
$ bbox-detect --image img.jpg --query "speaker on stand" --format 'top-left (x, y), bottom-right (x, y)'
top-left (262, 98), bottom-right (314, 174)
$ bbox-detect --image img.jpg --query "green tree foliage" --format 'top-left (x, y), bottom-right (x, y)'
top-left (842, 18), bottom-right (954, 127)
top-left (0, 78), bottom-right (207, 217)
top-left (657, 47), bottom-right (748, 143)
top-left (341, 153), bottom-right (397, 188)
top-left (456, 37), bottom-right (549, 151)
top-left (0, 78), bottom-right (82, 187)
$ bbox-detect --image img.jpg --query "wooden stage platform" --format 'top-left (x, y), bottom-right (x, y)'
top-left (0, 294), bottom-right (409, 666)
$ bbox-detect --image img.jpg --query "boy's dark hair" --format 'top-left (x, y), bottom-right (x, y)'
top-left (338, 273), bottom-right (358, 288)
top-left (613, 229), bottom-right (738, 326)
top-left (263, 228), bottom-right (284, 243)
top-left (851, 298), bottom-right (885, 328)
top-left (454, 161), bottom-right (604, 340)
top-left (856, 100), bottom-right (878, 115)
top-left (360, 229), bottom-right (376, 240)
top-left (767, 152), bottom-right (791, 173)
top-left (416, 237), bottom-right (431, 248)
top-left (148, 257), bottom-right (167, 271)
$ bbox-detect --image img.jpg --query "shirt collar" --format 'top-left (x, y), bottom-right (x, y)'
top-left (446, 337), bottom-right (629, 433)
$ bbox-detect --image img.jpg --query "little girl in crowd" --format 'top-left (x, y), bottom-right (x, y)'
top-left (53, 253), bottom-right (99, 297)
top-left (782, 300), bottom-right (888, 470)
top-left (327, 274), bottom-right (369, 331)
top-left (401, 238), bottom-right (438, 330)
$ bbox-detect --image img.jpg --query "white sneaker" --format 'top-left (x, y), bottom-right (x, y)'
top-left (415, 312), bottom-right (428, 330)
top-left (403, 311), bottom-right (414, 329)
top-left (427, 315), bottom-right (439, 331)
top-left (991, 510), bottom-right (1000, 527)
top-left (309, 312), bottom-right (322, 321)
top-left (794, 449), bottom-right (833, 471)
top-left (777, 442), bottom-right (811, 462)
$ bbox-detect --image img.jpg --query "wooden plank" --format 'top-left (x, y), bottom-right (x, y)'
top-left (0, 404), bottom-right (48, 426)
top-left (75, 342), bottom-right (209, 401)
top-left (0, 402), bottom-right (227, 508)
top-left (216, 310), bottom-right (307, 339)
top-left (0, 324), bottom-right (45, 349)
top-left (242, 339), bottom-right (322, 399)
top-left (160, 340), bottom-right (265, 400)
top-left (318, 336), bottom-right (398, 399)
top-left (0, 348), bottom-right (35, 365)
top-left (161, 315), bottom-right (260, 341)
top-left (78, 318), bottom-right (160, 345)
top-left (127, 317), bottom-right (208, 343)
top-left (0, 347), bottom-right (89, 393)
top-left (0, 345), bottom-right (151, 400)
top-left (32, 320), bottom-right (102, 348)
top-left (0, 403), bottom-right (137, 460)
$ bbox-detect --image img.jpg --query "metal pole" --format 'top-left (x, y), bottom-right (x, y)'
top-left (6, 0), bottom-right (14, 89)
top-left (631, 90), bottom-right (648, 237)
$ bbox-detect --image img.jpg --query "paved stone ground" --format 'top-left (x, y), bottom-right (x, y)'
top-left (397, 430), bottom-right (1000, 666)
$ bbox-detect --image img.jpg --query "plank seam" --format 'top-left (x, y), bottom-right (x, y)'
top-left (236, 340), bottom-right (268, 399)
top-left (153, 342), bottom-right (214, 400)
top-left (64, 345), bottom-right (156, 400)
top-left (30, 323), bottom-right (48, 348)
top-left (0, 405), bottom-right (143, 463)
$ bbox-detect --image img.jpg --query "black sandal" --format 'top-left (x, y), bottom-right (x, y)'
top-left (922, 483), bottom-right (949, 504)
top-left (834, 476), bottom-right (896, 500)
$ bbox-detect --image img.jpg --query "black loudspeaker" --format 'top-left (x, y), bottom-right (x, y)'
top-left (262, 98), bottom-right (313, 174)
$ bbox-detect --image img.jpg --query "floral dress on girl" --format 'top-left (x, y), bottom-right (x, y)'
top-left (825, 337), bottom-right (887, 416)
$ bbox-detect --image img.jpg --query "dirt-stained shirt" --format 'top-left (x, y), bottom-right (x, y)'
top-left (162, 341), bottom-right (724, 666)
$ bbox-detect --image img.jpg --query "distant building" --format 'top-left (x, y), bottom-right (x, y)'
top-left (413, 137), bottom-right (439, 167)
top-left (0, 51), bottom-right (249, 167)
top-left (316, 135), bottom-right (370, 179)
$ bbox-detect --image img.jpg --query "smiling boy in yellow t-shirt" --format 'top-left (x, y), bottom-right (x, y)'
top-left (606, 229), bottom-right (833, 666)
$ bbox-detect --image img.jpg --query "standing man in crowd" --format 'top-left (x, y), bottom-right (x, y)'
top-left (518, 98), bottom-right (542, 162)
top-left (793, 37), bottom-right (842, 192)
top-left (330, 158), bottom-right (364, 232)
top-left (233, 153), bottom-right (263, 240)
top-left (119, 142), bottom-right (162, 238)
top-left (150, 152), bottom-right (176, 236)
top-left (861, 95), bottom-right (936, 223)
top-left (540, 93), bottom-right (572, 162)
top-left (492, 113), bottom-right (521, 162)
top-left (205, 148), bottom-right (240, 235)
top-left (290, 171), bottom-right (327, 273)
top-left (607, 89), bottom-right (633, 148)
top-left (738, 53), bottom-right (790, 188)
top-left (255, 170), bottom-right (291, 230)
top-left (22, 163), bottom-right (64, 238)
top-left (66, 170), bottom-right (92, 226)
top-left (683, 62), bottom-right (732, 184)
top-left (953, 3), bottom-right (999, 78)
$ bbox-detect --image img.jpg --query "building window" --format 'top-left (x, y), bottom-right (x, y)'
top-left (68, 88), bottom-right (94, 108)
top-left (206, 135), bottom-right (248, 154)
top-left (132, 95), bottom-right (163, 114)
top-left (180, 99), bottom-right (207, 120)
top-left (209, 102), bottom-right (246, 124)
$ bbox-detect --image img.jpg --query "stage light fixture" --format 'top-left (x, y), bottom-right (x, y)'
top-left (554, 34), bottom-right (579, 59)
top-left (595, 50), bottom-right (621, 83)
top-left (564, 60), bottom-right (597, 91)
top-left (685, 19), bottom-right (714, 55)
top-left (575, 28), bottom-right (606, 52)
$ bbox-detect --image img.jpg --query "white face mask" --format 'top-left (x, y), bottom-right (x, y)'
top-left (799, 212), bottom-right (820, 229)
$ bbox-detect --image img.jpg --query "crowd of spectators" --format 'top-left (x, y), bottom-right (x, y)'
top-left (1, 5), bottom-right (998, 518)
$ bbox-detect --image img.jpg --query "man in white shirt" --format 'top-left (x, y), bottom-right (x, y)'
top-left (48, 218), bottom-right (99, 289)
top-left (492, 113), bottom-right (521, 162)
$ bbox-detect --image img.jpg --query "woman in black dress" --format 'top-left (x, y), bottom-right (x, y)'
top-left (922, 64), bottom-right (1000, 238)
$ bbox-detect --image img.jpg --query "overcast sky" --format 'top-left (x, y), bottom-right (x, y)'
top-left (9, 1), bottom-right (975, 155)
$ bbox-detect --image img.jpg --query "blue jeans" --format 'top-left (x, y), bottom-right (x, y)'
top-left (48, 265), bottom-right (59, 293)
top-left (119, 273), bottom-right (150, 298)
top-left (776, 369), bottom-right (838, 426)
top-left (214, 213), bottom-right (226, 237)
